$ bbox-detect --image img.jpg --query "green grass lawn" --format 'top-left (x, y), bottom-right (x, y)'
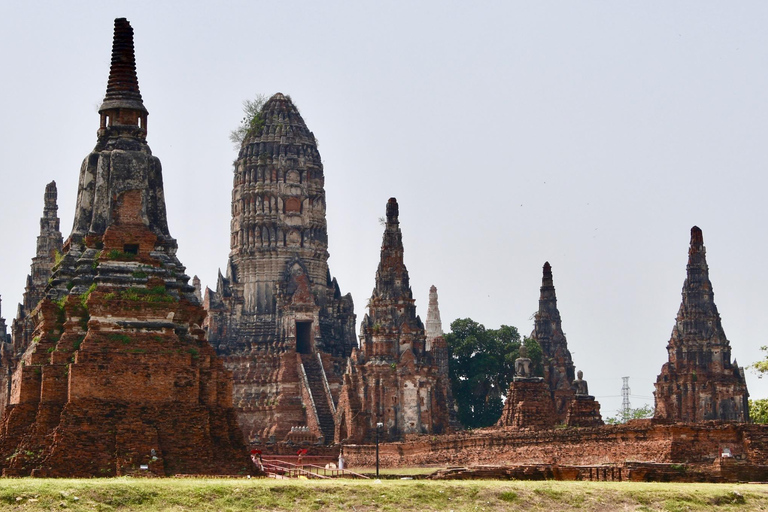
top-left (0, 478), bottom-right (765, 511)
top-left (355, 466), bottom-right (442, 476)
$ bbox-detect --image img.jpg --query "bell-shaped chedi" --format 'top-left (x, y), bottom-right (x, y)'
top-left (654, 226), bottom-right (749, 423)
top-left (334, 199), bottom-right (451, 443)
top-left (530, 262), bottom-right (576, 421)
top-left (0, 18), bottom-right (250, 477)
top-left (204, 93), bottom-right (356, 445)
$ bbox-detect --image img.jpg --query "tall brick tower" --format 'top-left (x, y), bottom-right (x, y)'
top-left (335, 198), bottom-right (451, 443)
top-left (205, 93), bottom-right (356, 444)
top-left (1, 183), bottom-right (64, 419)
top-left (654, 226), bottom-right (749, 423)
top-left (21, 182), bottom-right (63, 316)
top-left (0, 18), bottom-right (249, 477)
top-left (530, 262), bottom-right (576, 421)
top-left (10, 183), bottom-right (63, 358)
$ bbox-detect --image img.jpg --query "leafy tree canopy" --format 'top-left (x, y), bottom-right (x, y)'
top-left (750, 399), bottom-right (768, 424)
top-left (229, 94), bottom-right (268, 148)
top-left (445, 318), bottom-right (542, 429)
top-left (751, 346), bottom-right (768, 377)
top-left (604, 404), bottom-right (654, 424)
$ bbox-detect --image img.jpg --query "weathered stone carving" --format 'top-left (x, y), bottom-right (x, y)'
top-left (530, 262), bottom-right (576, 421)
top-left (654, 226), bottom-right (749, 423)
top-left (0, 18), bottom-right (249, 477)
top-left (204, 92), bottom-right (356, 445)
top-left (334, 199), bottom-right (452, 443)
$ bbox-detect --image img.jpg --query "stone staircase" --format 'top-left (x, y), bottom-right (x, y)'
top-left (301, 354), bottom-right (336, 443)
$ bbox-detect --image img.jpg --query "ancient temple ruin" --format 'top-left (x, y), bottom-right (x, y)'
top-left (334, 198), bottom-right (451, 443)
top-left (0, 183), bottom-right (64, 418)
top-left (4, 182), bottom-right (64, 393)
top-left (0, 18), bottom-right (249, 477)
top-left (16, 182), bottom-right (63, 325)
top-left (565, 370), bottom-right (603, 427)
top-left (497, 346), bottom-right (557, 430)
top-left (425, 285), bottom-right (459, 428)
top-left (654, 226), bottom-right (749, 423)
top-left (498, 262), bottom-right (603, 429)
top-left (530, 262), bottom-right (576, 421)
top-left (204, 93), bottom-right (357, 445)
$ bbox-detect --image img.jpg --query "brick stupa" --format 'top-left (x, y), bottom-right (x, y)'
top-left (565, 370), bottom-right (603, 428)
top-left (497, 347), bottom-right (556, 430)
top-left (654, 226), bottom-right (749, 423)
top-left (334, 199), bottom-right (451, 443)
top-left (0, 19), bottom-right (250, 477)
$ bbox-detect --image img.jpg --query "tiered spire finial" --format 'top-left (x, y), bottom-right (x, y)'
top-left (373, 198), bottom-right (410, 299)
top-left (99, 18), bottom-right (147, 114)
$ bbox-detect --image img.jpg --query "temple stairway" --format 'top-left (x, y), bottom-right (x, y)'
top-left (301, 354), bottom-right (335, 443)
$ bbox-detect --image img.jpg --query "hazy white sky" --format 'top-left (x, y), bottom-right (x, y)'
top-left (1, 1), bottom-right (767, 418)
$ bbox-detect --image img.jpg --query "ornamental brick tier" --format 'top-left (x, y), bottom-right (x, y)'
top-left (654, 226), bottom-right (749, 423)
top-left (0, 18), bottom-right (250, 477)
top-left (204, 93), bottom-right (356, 445)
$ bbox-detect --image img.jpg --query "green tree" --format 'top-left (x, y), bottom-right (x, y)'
top-left (749, 399), bottom-right (768, 424)
top-left (747, 349), bottom-right (768, 424)
top-left (605, 404), bottom-right (655, 424)
top-left (445, 318), bottom-right (542, 429)
top-left (751, 346), bottom-right (768, 377)
top-left (229, 94), bottom-right (268, 147)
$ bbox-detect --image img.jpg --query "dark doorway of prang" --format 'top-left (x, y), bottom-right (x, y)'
top-left (296, 321), bottom-right (312, 354)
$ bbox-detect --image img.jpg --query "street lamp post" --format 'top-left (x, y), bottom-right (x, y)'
top-left (375, 422), bottom-right (383, 477)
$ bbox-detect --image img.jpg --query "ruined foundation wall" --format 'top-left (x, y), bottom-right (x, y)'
top-left (342, 423), bottom-right (768, 468)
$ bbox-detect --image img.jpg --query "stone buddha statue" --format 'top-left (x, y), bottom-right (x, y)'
top-left (573, 370), bottom-right (589, 396)
top-left (514, 345), bottom-right (532, 379)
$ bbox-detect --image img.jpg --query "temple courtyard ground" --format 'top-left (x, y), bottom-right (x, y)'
top-left (0, 478), bottom-right (765, 511)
